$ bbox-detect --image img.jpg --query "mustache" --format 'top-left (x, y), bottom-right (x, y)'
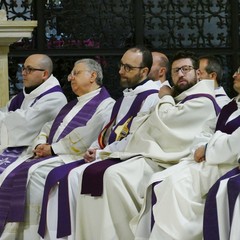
top-left (177, 77), bottom-right (187, 82)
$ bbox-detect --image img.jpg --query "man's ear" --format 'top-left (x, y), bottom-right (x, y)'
top-left (42, 70), bottom-right (50, 81)
top-left (143, 67), bottom-right (150, 76)
top-left (210, 72), bottom-right (217, 80)
top-left (196, 69), bottom-right (201, 80)
top-left (90, 71), bottom-right (97, 83)
top-left (159, 67), bottom-right (167, 77)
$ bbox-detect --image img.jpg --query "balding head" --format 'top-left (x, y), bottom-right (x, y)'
top-left (26, 54), bottom-right (53, 77)
top-left (148, 52), bottom-right (169, 83)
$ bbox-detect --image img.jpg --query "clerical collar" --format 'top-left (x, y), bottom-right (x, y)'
top-left (130, 79), bottom-right (149, 90)
top-left (24, 85), bottom-right (41, 94)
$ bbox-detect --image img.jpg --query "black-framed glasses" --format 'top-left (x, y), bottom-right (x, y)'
top-left (172, 65), bottom-right (195, 75)
top-left (118, 62), bottom-right (144, 72)
top-left (22, 66), bottom-right (45, 74)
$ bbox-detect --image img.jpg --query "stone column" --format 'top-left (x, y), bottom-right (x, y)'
top-left (0, 10), bottom-right (37, 107)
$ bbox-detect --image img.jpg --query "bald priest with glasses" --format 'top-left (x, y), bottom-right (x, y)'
top-left (0, 54), bottom-right (67, 169)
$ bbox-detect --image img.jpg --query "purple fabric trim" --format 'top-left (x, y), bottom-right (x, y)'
top-left (227, 173), bottom-right (240, 227)
top-left (0, 156), bottom-right (55, 236)
top-left (79, 90), bottom-right (158, 198)
top-left (215, 100), bottom-right (240, 134)
top-left (203, 167), bottom-right (240, 240)
top-left (81, 92), bottom-right (217, 198)
top-left (38, 159), bottom-right (85, 238)
top-left (108, 90), bottom-right (158, 144)
top-left (180, 93), bottom-right (221, 116)
top-left (30, 85), bottom-right (63, 107)
top-left (109, 96), bottom-right (124, 121)
top-left (47, 99), bottom-right (78, 144)
top-left (81, 158), bottom-right (121, 196)
top-left (215, 94), bottom-right (227, 97)
top-left (97, 96), bottom-right (124, 149)
top-left (0, 147), bottom-right (25, 174)
top-left (8, 91), bottom-right (24, 111)
top-left (48, 87), bottom-right (110, 143)
top-left (151, 181), bottom-right (161, 230)
top-left (0, 87), bottom-right (110, 236)
top-left (8, 85), bottom-right (63, 112)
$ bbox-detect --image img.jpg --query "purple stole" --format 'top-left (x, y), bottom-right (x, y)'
top-left (80, 90), bottom-right (159, 197)
top-left (180, 93), bottom-right (221, 116)
top-left (8, 85), bottom-right (63, 111)
top-left (98, 96), bottom-right (124, 149)
top-left (8, 91), bottom-right (24, 111)
top-left (0, 85), bottom-right (64, 175)
top-left (38, 159), bottom-right (85, 238)
top-left (38, 89), bottom-right (158, 238)
top-left (0, 147), bottom-right (25, 174)
top-left (0, 87), bottom-right (110, 236)
top-left (98, 89), bottom-right (158, 148)
top-left (215, 99), bottom-right (240, 134)
top-left (81, 93), bottom-right (221, 198)
top-left (203, 167), bottom-right (240, 240)
top-left (202, 99), bottom-right (240, 239)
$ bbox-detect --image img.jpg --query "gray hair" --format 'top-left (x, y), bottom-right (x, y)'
top-left (75, 58), bottom-right (103, 86)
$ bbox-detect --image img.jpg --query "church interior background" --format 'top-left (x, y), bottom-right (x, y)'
top-left (1, 0), bottom-right (240, 101)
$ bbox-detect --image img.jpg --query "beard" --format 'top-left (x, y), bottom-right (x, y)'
top-left (120, 71), bottom-right (143, 88)
top-left (173, 78), bottom-right (197, 97)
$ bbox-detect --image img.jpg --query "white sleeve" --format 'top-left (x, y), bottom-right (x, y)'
top-left (190, 117), bottom-right (217, 154)
top-left (0, 92), bottom-right (66, 148)
top-left (206, 127), bottom-right (240, 165)
top-left (31, 121), bottom-right (53, 150)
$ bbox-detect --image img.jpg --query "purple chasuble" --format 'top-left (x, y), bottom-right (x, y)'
top-left (38, 89), bottom-right (158, 238)
top-left (0, 87), bottom-right (110, 236)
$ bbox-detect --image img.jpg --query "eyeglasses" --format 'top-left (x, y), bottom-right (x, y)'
top-left (69, 70), bottom-right (90, 78)
top-left (118, 62), bottom-right (144, 72)
top-left (22, 66), bottom-right (45, 74)
top-left (172, 65), bottom-right (195, 75)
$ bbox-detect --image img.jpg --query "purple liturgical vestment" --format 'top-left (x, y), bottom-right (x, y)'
top-left (0, 87), bottom-right (110, 236)
top-left (38, 89), bottom-right (159, 238)
top-left (203, 100), bottom-right (240, 240)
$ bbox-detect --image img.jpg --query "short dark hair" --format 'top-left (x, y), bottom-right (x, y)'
top-left (199, 55), bottom-right (223, 84)
top-left (129, 45), bottom-right (153, 74)
top-left (172, 50), bottom-right (199, 69)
